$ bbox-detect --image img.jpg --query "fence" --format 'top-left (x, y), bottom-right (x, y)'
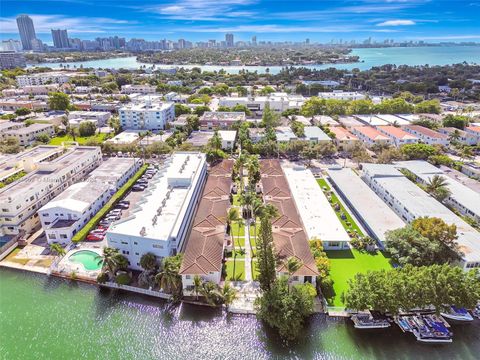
top-left (100, 282), bottom-right (173, 300)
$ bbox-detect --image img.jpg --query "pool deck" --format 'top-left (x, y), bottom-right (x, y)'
top-left (53, 245), bottom-right (103, 282)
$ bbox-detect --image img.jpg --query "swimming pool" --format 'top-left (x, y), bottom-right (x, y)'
top-left (68, 250), bottom-right (103, 271)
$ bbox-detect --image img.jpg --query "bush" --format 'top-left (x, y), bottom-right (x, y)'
top-left (115, 272), bottom-right (132, 285)
top-left (78, 121), bottom-right (97, 137)
top-left (97, 272), bottom-right (108, 284)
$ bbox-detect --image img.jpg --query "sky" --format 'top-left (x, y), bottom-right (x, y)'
top-left (1, 0), bottom-right (480, 45)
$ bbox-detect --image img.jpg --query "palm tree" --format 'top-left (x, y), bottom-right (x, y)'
top-left (49, 243), bottom-right (66, 257)
top-left (226, 207), bottom-right (242, 251)
top-left (448, 129), bottom-right (461, 145)
top-left (425, 175), bottom-right (451, 202)
top-left (139, 252), bottom-right (157, 271)
top-left (239, 191), bottom-right (256, 220)
top-left (221, 282), bottom-right (237, 310)
top-left (155, 257), bottom-right (182, 295)
top-left (193, 275), bottom-right (202, 300)
top-left (460, 146), bottom-right (474, 162)
top-left (261, 203), bottom-right (279, 222)
top-left (251, 198), bottom-right (264, 239)
top-left (99, 247), bottom-right (121, 276)
top-left (284, 257), bottom-right (302, 293)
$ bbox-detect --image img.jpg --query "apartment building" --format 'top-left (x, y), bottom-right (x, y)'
top-left (328, 126), bottom-right (359, 151)
top-left (0, 51), bottom-right (26, 70)
top-left (260, 160), bottom-right (319, 285)
top-left (403, 125), bottom-right (449, 146)
top-left (0, 121), bottom-right (24, 138)
top-left (38, 158), bottom-right (140, 245)
top-left (376, 126), bottom-right (419, 147)
top-left (438, 127), bottom-right (478, 146)
top-left (119, 101), bottom-right (175, 130)
top-left (3, 123), bottom-right (55, 146)
top-left (361, 163), bottom-right (480, 271)
top-left (317, 91), bottom-right (366, 101)
top-left (121, 84), bottom-right (156, 94)
top-left (0, 146), bottom-right (102, 236)
top-left (219, 92), bottom-right (305, 114)
top-left (16, 72), bottom-right (78, 87)
top-left (351, 126), bottom-right (392, 148)
top-left (303, 126), bottom-right (332, 144)
top-left (23, 84), bottom-right (60, 95)
top-left (465, 126), bottom-right (480, 143)
top-left (199, 112), bottom-right (245, 130)
top-left (180, 160), bottom-right (234, 293)
top-left (283, 165), bottom-right (351, 250)
top-left (106, 153), bottom-right (207, 271)
top-left (68, 111), bottom-right (111, 127)
top-left (395, 160), bottom-right (480, 223)
top-left (0, 99), bottom-right (48, 111)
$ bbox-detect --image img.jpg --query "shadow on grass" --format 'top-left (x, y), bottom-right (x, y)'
top-left (325, 249), bottom-right (354, 259)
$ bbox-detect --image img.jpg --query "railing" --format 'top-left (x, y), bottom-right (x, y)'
top-left (100, 281), bottom-right (173, 300)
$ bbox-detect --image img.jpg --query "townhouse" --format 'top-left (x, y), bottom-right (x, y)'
top-left (3, 123), bottom-right (55, 146)
top-left (351, 126), bottom-right (392, 148)
top-left (438, 127), bottom-right (478, 146)
top-left (403, 125), bottom-right (449, 146)
top-left (328, 126), bottom-right (360, 151)
top-left (376, 126), bottom-right (419, 147)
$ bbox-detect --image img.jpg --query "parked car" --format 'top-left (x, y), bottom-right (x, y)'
top-left (115, 203), bottom-right (129, 210)
top-left (99, 220), bottom-right (112, 226)
top-left (89, 229), bottom-right (106, 235)
top-left (108, 209), bottom-right (122, 216)
top-left (86, 234), bottom-right (104, 241)
top-left (105, 215), bottom-right (120, 221)
top-left (132, 185), bottom-right (145, 192)
top-left (119, 200), bottom-right (130, 205)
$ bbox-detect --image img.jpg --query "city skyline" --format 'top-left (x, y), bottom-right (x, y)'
top-left (1, 0), bottom-right (480, 44)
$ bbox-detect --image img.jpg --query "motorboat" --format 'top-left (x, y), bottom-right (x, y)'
top-left (351, 311), bottom-right (391, 329)
top-left (395, 314), bottom-right (453, 343)
top-left (441, 306), bottom-right (474, 322)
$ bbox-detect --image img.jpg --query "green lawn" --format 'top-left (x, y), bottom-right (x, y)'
top-left (251, 260), bottom-right (259, 280)
top-left (231, 222), bottom-right (245, 237)
top-left (232, 194), bottom-right (242, 206)
top-left (49, 133), bottom-right (108, 145)
top-left (249, 222), bottom-right (260, 236)
top-left (316, 178), bottom-right (364, 237)
top-left (325, 249), bottom-right (392, 307)
top-left (225, 259), bottom-right (246, 281)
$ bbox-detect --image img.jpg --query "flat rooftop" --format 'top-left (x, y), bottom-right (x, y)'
top-left (4, 123), bottom-right (52, 135)
top-left (326, 167), bottom-right (405, 243)
top-left (108, 152), bottom-right (206, 241)
top-left (375, 114), bottom-right (411, 126)
top-left (362, 163), bottom-right (480, 263)
top-left (187, 131), bottom-right (214, 147)
top-left (395, 160), bottom-right (480, 219)
top-left (304, 126), bottom-right (331, 141)
top-left (355, 115), bottom-right (390, 126)
top-left (338, 116), bottom-right (364, 128)
top-left (201, 111), bottom-right (246, 122)
top-left (87, 157), bottom-right (138, 183)
top-left (283, 165), bottom-right (350, 242)
top-left (119, 102), bottom-right (173, 112)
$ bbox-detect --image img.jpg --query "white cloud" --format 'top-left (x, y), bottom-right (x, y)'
top-left (0, 14), bottom-right (134, 34)
top-left (173, 24), bottom-right (365, 33)
top-left (377, 19), bottom-right (416, 26)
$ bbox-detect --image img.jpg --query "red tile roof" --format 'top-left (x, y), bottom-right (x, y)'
top-left (405, 125), bottom-right (448, 139)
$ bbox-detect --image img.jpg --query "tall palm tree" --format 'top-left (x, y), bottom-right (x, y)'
top-left (99, 247), bottom-right (121, 276)
top-left (49, 243), bottom-right (66, 257)
top-left (239, 191), bottom-right (256, 220)
top-left (139, 252), bottom-right (157, 271)
top-left (460, 146), bottom-right (474, 162)
top-left (251, 198), bottom-right (264, 239)
top-left (261, 203), bottom-right (279, 222)
top-left (226, 207), bottom-right (242, 250)
top-left (193, 275), bottom-right (202, 300)
top-left (425, 175), bottom-right (451, 202)
top-left (221, 282), bottom-right (237, 310)
top-left (155, 258), bottom-right (182, 295)
top-left (284, 257), bottom-right (302, 293)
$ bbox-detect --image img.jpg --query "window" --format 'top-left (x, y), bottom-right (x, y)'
top-left (186, 275), bottom-right (191, 279)
top-left (153, 244), bottom-right (163, 249)
top-left (48, 234), bottom-right (56, 239)
top-left (60, 234), bottom-right (67, 239)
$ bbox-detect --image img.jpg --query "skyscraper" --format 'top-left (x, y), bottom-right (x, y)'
top-left (251, 36), bottom-right (257, 46)
top-left (51, 29), bottom-right (70, 49)
top-left (16, 15), bottom-right (36, 51)
top-left (225, 33), bottom-right (234, 47)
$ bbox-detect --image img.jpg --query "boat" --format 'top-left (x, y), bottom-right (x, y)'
top-left (351, 311), bottom-right (391, 329)
top-left (441, 306), bottom-right (474, 322)
top-left (395, 314), bottom-right (453, 343)
top-left (472, 304), bottom-right (480, 319)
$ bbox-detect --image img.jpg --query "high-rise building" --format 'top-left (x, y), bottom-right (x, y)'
top-left (16, 15), bottom-right (37, 50)
top-left (225, 33), bottom-right (234, 47)
top-left (0, 51), bottom-right (26, 70)
top-left (51, 29), bottom-right (70, 49)
top-left (251, 36), bottom-right (257, 46)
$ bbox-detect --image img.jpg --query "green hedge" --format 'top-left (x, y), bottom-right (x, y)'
top-left (72, 163), bottom-right (148, 242)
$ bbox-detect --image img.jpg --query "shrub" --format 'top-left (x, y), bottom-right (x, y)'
top-left (115, 272), bottom-right (131, 285)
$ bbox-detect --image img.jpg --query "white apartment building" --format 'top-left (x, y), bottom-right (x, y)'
top-left (403, 125), bottom-right (449, 146)
top-left (119, 101), bottom-right (175, 130)
top-left (16, 72), bottom-right (77, 87)
top-left (351, 126), bottom-right (392, 147)
top-left (38, 158), bottom-right (140, 245)
top-left (218, 130), bottom-right (237, 150)
top-left (4, 123), bottom-right (55, 146)
top-left (317, 91), bottom-right (366, 101)
top-left (376, 126), bottom-right (419, 147)
top-left (328, 126), bottom-right (359, 151)
top-left (0, 146), bottom-right (102, 236)
top-left (283, 165), bottom-right (351, 250)
top-left (23, 84), bottom-right (60, 95)
top-left (438, 127), bottom-right (478, 146)
top-left (464, 126), bottom-right (480, 143)
top-left (219, 92), bottom-right (305, 114)
top-left (0, 121), bottom-right (24, 138)
top-left (303, 126), bottom-right (332, 144)
top-left (68, 111), bottom-right (111, 127)
top-left (394, 160), bottom-right (480, 223)
top-left (106, 153), bottom-right (207, 271)
top-left (121, 84), bottom-right (157, 94)
top-left (361, 163), bottom-right (480, 271)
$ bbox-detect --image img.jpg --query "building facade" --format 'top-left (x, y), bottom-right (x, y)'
top-left (119, 101), bottom-right (175, 130)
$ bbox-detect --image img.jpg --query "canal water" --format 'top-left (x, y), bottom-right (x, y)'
top-left (28, 46), bottom-right (480, 74)
top-left (0, 268), bottom-right (478, 359)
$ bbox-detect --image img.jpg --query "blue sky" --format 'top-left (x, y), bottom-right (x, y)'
top-left (1, 0), bottom-right (479, 44)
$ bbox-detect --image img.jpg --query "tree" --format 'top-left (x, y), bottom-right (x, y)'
top-left (343, 265), bottom-right (480, 315)
top-left (78, 121), bottom-right (96, 137)
top-left (49, 243), bottom-right (66, 257)
top-left (350, 143), bottom-right (372, 166)
top-left (193, 105), bottom-right (210, 117)
top-left (155, 254), bottom-right (183, 297)
top-left (193, 275), bottom-right (202, 301)
top-left (15, 107), bottom-right (31, 116)
top-left (425, 175), bottom-right (451, 202)
top-left (48, 92), bottom-right (70, 110)
top-left (290, 120), bottom-right (305, 137)
top-left (174, 104), bottom-right (191, 117)
top-left (442, 114), bottom-right (469, 130)
top-left (459, 146), bottom-right (474, 162)
top-left (400, 143), bottom-right (438, 160)
top-left (414, 99), bottom-right (441, 114)
top-left (221, 282), bottom-right (237, 310)
top-left (35, 133), bottom-right (51, 144)
top-left (256, 216), bottom-right (277, 292)
top-left (412, 217), bottom-right (459, 253)
top-left (139, 252), bottom-right (157, 271)
top-left (261, 103), bottom-right (280, 129)
top-left (255, 276), bottom-right (316, 340)
top-left (99, 247), bottom-right (128, 278)
top-left (284, 256), bottom-right (302, 291)
top-left (226, 207), bottom-right (242, 250)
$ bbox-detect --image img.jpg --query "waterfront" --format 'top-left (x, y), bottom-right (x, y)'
top-left (1, 268), bottom-right (479, 360)
top-left (28, 46), bottom-right (480, 74)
